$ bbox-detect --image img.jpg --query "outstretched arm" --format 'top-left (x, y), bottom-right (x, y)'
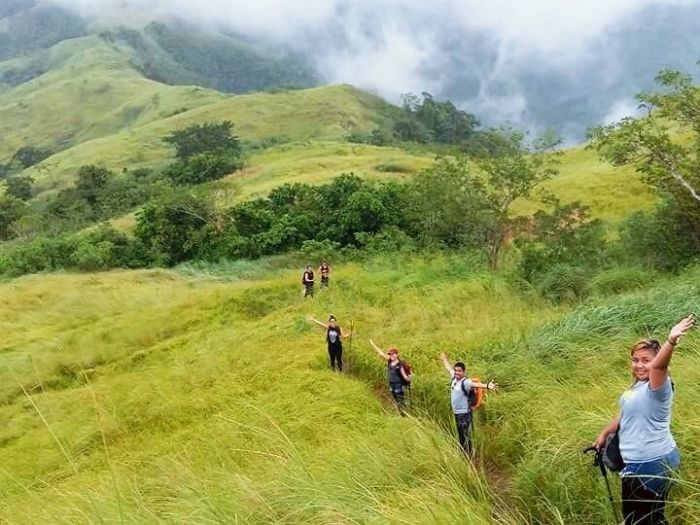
top-left (471, 380), bottom-right (498, 391)
top-left (438, 352), bottom-right (453, 377)
top-left (369, 339), bottom-right (388, 360)
top-left (307, 315), bottom-right (328, 330)
top-left (341, 328), bottom-right (352, 339)
top-left (650, 314), bottom-right (694, 389)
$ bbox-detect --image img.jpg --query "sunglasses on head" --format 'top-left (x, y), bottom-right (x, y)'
top-left (642, 339), bottom-right (661, 351)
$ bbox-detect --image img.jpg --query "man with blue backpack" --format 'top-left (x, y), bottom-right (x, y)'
top-left (439, 352), bottom-right (498, 456)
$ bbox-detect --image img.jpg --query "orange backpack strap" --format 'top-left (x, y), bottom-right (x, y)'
top-left (471, 377), bottom-right (484, 410)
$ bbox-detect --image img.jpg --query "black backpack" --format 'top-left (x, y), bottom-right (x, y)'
top-left (602, 431), bottom-right (624, 472)
top-left (460, 377), bottom-right (483, 409)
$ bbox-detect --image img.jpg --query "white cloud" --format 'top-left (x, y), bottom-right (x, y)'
top-left (51, 0), bottom-right (700, 136)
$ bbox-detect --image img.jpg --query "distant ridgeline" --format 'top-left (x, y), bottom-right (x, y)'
top-left (0, 1), bottom-right (318, 93)
top-left (97, 21), bottom-right (318, 94)
top-left (0, 0), bottom-right (87, 61)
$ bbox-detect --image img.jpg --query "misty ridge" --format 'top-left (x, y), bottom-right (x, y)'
top-left (5, 0), bottom-right (700, 141)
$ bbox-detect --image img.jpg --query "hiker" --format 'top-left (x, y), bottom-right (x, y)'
top-left (319, 260), bottom-right (330, 287)
top-left (301, 265), bottom-right (315, 297)
top-left (307, 315), bottom-right (351, 371)
top-left (369, 339), bottom-right (411, 414)
top-left (439, 352), bottom-right (497, 456)
top-left (593, 314), bottom-right (694, 525)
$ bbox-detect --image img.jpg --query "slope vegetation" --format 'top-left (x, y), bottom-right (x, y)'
top-left (2, 255), bottom-right (700, 523)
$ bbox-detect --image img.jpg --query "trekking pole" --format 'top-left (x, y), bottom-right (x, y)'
top-left (349, 320), bottom-right (355, 373)
top-left (583, 446), bottom-right (622, 524)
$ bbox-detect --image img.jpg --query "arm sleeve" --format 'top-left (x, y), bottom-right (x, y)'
top-left (648, 377), bottom-right (672, 401)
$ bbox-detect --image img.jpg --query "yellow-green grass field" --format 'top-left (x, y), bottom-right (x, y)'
top-left (2, 254), bottom-right (700, 523)
top-left (0, 37), bottom-right (226, 160)
top-left (512, 146), bottom-right (655, 224)
top-left (16, 83), bottom-right (396, 193)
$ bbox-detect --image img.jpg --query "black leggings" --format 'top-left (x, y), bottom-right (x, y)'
top-left (622, 476), bottom-right (670, 525)
top-left (328, 345), bottom-right (342, 371)
top-left (455, 412), bottom-right (473, 455)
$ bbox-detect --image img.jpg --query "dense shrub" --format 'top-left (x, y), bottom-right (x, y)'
top-left (165, 151), bottom-right (245, 185)
top-left (588, 266), bottom-right (656, 296)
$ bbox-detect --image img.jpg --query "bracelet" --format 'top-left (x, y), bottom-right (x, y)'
top-left (668, 338), bottom-right (678, 347)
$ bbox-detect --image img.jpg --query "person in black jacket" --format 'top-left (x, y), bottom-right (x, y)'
top-left (369, 339), bottom-right (411, 415)
top-left (308, 315), bottom-right (352, 371)
top-left (302, 265), bottom-right (315, 297)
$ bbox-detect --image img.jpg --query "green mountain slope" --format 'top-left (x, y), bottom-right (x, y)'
top-left (114, 20), bottom-right (318, 93)
top-left (0, 35), bottom-right (226, 160)
top-left (21, 84), bottom-right (400, 192)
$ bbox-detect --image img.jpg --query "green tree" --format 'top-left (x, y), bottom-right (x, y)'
top-left (134, 191), bottom-right (222, 265)
top-left (164, 121), bottom-right (242, 161)
top-left (477, 130), bottom-right (561, 269)
top-left (410, 131), bottom-right (559, 268)
top-left (0, 195), bottom-right (26, 240)
top-left (517, 198), bottom-right (607, 281)
top-left (11, 145), bottom-right (52, 169)
top-left (75, 165), bottom-right (111, 206)
top-left (5, 175), bottom-right (34, 201)
top-left (588, 68), bottom-right (700, 252)
top-left (166, 151), bottom-right (245, 185)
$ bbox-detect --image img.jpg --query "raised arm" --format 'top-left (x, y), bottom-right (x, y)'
top-left (650, 314), bottom-right (694, 389)
top-left (438, 352), bottom-right (453, 377)
top-left (594, 414), bottom-right (621, 450)
top-left (306, 315), bottom-right (328, 330)
top-left (369, 339), bottom-right (388, 360)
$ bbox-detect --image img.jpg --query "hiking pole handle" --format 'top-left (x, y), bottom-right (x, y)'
top-left (582, 445), bottom-right (597, 454)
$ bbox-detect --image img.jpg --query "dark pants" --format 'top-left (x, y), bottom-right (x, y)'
top-left (622, 477), bottom-right (670, 525)
top-left (389, 383), bottom-right (406, 414)
top-left (321, 276), bottom-right (329, 287)
top-left (455, 412), bottom-right (473, 455)
top-left (304, 284), bottom-right (314, 297)
top-left (328, 345), bottom-right (342, 371)
top-left (621, 450), bottom-right (678, 525)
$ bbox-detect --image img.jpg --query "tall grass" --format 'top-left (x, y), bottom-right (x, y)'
top-left (0, 261), bottom-right (518, 523)
top-left (2, 254), bottom-right (699, 523)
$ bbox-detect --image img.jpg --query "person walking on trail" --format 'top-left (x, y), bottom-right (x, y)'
top-left (369, 339), bottom-right (411, 415)
top-left (593, 314), bottom-right (694, 525)
top-left (302, 265), bottom-right (315, 297)
top-left (319, 260), bottom-right (330, 287)
top-left (307, 315), bottom-right (352, 371)
top-left (439, 352), bottom-right (497, 456)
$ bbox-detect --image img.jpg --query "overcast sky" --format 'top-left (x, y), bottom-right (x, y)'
top-left (54, 0), bottom-right (700, 135)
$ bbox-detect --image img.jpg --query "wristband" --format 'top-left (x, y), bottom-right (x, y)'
top-left (668, 338), bottom-right (678, 346)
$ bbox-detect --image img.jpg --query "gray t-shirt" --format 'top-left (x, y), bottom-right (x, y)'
top-left (619, 378), bottom-right (677, 463)
top-left (450, 376), bottom-right (473, 415)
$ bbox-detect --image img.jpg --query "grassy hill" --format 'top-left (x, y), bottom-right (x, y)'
top-left (0, 261), bottom-right (505, 524)
top-left (2, 254), bottom-right (699, 523)
top-left (18, 84), bottom-right (400, 193)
